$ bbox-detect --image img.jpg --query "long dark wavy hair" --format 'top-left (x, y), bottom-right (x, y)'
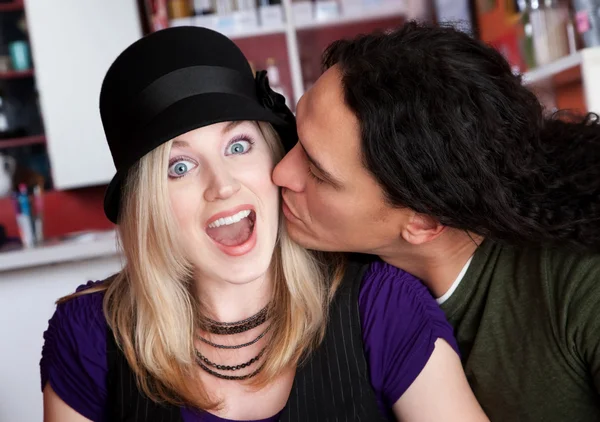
top-left (322, 21), bottom-right (600, 252)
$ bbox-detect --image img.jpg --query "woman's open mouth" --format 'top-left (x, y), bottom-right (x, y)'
top-left (205, 208), bottom-right (257, 256)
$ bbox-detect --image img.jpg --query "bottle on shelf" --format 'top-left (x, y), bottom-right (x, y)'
top-left (405, 0), bottom-right (434, 21)
top-left (236, 0), bottom-right (257, 11)
top-left (314, 0), bottom-right (340, 21)
top-left (292, 0), bottom-right (315, 25)
top-left (518, 0), bottom-right (537, 70)
top-left (193, 0), bottom-right (216, 30)
top-left (0, 88), bottom-right (22, 140)
top-left (168, 0), bottom-right (193, 19)
top-left (212, 0), bottom-right (236, 33)
top-left (231, 0), bottom-right (259, 32)
top-left (257, 0), bottom-right (284, 28)
top-left (215, 0), bottom-right (235, 14)
top-left (527, 0), bottom-right (570, 67)
top-left (150, 0), bottom-right (170, 31)
top-left (193, 0), bottom-right (215, 15)
top-left (572, 0), bottom-right (600, 48)
top-left (434, 0), bottom-right (475, 35)
top-left (0, 93), bottom-right (10, 137)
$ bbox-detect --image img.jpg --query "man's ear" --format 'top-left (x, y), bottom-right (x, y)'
top-left (401, 212), bottom-right (445, 245)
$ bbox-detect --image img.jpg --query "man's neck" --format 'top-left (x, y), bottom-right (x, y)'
top-left (379, 230), bottom-right (482, 298)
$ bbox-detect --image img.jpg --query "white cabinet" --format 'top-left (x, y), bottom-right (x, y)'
top-left (25, 0), bottom-right (142, 189)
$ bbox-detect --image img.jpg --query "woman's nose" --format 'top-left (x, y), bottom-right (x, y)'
top-left (203, 166), bottom-right (241, 202)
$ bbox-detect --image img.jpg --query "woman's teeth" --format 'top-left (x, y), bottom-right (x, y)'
top-left (208, 209), bottom-right (252, 228)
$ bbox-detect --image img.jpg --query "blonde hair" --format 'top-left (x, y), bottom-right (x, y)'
top-left (63, 122), bottom-right (335, 409)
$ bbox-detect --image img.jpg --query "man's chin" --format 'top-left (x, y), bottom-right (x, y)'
top-left (284, 221), bottom-right (342, 252)
top-left (284, 220), bottom-right (317, 249)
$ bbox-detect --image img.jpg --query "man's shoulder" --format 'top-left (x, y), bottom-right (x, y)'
top-left (484, 241), bottom-right (600, 286)
top-left (543, 245), bottom-right (600, 275)
top-left (541, 246), bottom-right (600, 309)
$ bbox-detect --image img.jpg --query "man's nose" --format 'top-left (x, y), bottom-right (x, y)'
top-left (273, 143), bottom-right (306, 193)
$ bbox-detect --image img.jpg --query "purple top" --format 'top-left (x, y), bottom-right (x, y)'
top-left (40, 262), bottom-right (457, 421)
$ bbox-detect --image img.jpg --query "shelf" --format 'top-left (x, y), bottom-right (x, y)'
top-left (521, 47), bottom-right (600, 113)
top-left (0, 1), bottom-right (23, 12)
top-left (522, 52), bottom-right (585, 85)
top-left (0, 230), bottom-right (118, 273)
top-left (0, 69), bottom-right (34, 79)
top-left (296, 5), bottom-right (406, 31)
top-left (227, 24), bottom-right (285, 39)
top-left (522, 47), bottom-right (600, 85)
top-left (169, 4), bottom-right (405, 40)
top-left (170, 16), bottom-right (285, 40)
top-left (0, 134), bottom-right (46, 149)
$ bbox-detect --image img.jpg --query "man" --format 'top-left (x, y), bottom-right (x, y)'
top-left (273, 22), bottom-right (600, 420)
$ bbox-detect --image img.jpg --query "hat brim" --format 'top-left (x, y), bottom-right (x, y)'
top-left (103, 93), bottom-right (288, 224)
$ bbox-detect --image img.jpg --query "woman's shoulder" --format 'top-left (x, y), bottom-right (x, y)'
top-left (359, 260), bottom-right (454, 338)
top-left (72, 279), bottom-right (108, 302)
top-left (41, 279), bottom-right (110, 377)
top-left (40, 278), bottom-right (113, 421)
top-left (360, 260), bottom-right (434, 304)
top-left (54, 280), bottom-right (108, 327)
top-left (358, 260), bottom-right (459, 409)
top-left (359, 260), bottom-right (447, 336)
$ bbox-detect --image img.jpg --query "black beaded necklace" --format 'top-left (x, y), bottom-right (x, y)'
top-left (196, 359), bottom-right (264, 381)
top-left (198, 325), bottom-right (272, 350)
top-left (204, 305), bottom-right (269, 335)
top-left (195, 348), bottom-right (265, 372)
top-left (196, 305), bottom-right (270, 380)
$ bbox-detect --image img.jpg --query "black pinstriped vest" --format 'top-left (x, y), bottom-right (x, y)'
top-left (106, 257), bottom-right (388, 422)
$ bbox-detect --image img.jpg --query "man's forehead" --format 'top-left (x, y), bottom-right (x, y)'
top-left (297, 68), bottom-right (362, 176)
top-left (309, 66), bottom-right (345, 112)
top-left (298, 67), bottom-right (353, 139)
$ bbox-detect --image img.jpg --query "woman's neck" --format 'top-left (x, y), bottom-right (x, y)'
top-left (193, 270), bottom-right (273, 323)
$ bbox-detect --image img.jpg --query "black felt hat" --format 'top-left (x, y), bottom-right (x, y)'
top-left (100, 26), bottom-right (297, 224)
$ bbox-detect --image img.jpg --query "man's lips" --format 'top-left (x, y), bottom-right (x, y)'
top-left (281, 196), bottom-right (301, 222)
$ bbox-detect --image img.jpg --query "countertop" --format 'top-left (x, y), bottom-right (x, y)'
top-left (0, 230), bottom-right (120, 272)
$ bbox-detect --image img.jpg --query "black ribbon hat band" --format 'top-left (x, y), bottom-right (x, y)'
top-left (127, 65), bottom-right (255, 129)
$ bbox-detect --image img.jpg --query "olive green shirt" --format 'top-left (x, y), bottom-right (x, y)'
top-left (441, 240), bottom-right (600, 421)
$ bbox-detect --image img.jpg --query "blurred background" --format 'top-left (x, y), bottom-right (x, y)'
top-left (0, 0), bottom-right (599, 420)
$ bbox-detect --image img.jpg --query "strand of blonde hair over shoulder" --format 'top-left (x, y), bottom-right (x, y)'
top-left (61, 122), bottom-right (340, 410)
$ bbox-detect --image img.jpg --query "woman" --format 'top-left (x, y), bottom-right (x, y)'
top-left (40, 26), bottom-right (487, 421)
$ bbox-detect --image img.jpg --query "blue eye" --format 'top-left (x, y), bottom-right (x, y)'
top-left (168, 159), bottom-right (196, 178)
top-left (227, 139), bottom-right (252, 155)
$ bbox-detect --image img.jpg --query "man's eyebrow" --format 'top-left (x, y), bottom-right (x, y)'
top-left (299, 139), bottom-right (343, 188)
